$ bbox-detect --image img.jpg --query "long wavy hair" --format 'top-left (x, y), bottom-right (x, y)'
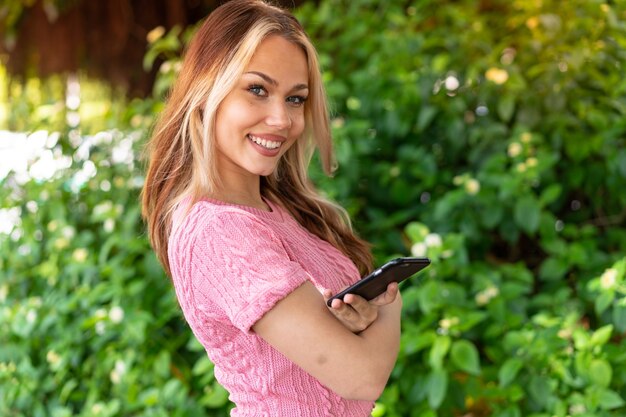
top-left (141, 0), bottom-right (372, 277)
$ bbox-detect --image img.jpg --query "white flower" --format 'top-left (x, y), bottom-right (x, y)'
top-left (46, 350), bottom-right (61, 366)
top-left (26, 309), bottom-right (37, 324)
top-left (0, 207), bottom-right (21, 235)
top-left (109, 306), bottom-right (124, 324)
top-left (61, 226), bottom-right (75, 239)
top-left (26, 201), bottom-right (38, 213)
top-left (104, 219), bottom-right (115, 233)
top-left (72, 248), bottom-right (88, 263)
top-left (95, 322), bottom-right (106, 335)
top-left (425, 233), bottom-right (442, 248)
top-left (475, 286), bottom-right (499, 306)
top-left (444, 75), bottom-right (460, 91)
top-left (507, 142), bottom-right (522, 158)
top-left (110, 360), bottom-right (127, 384)
top-left (465, 179), bottom-right (481, 195)
top-left (600, 268), bottom-right (618, 289)
top-left (93, 201), bottom-right (113, 217)
top-left (439, 317), bottom-right (459, 329)
top-left (411, 242), bottom-right (427, 257)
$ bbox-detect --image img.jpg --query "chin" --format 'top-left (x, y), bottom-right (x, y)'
top-left (251, 165), bottom-right (278, 177)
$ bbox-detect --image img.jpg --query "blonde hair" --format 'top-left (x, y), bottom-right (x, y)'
top-left (141, 0), bottom-right (372, 277)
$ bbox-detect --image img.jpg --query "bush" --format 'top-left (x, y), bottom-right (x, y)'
top-left (2, 0), bottom-right (626, 416)
top-left (297, 0), bottom-right (626, 415)
top-left (0, 129), bottom-right (231, 416)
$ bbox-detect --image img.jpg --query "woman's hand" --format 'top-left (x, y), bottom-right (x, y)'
top-left (323, 282), bottom-right (399, 333)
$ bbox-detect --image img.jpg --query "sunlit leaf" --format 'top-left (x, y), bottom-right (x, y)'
top-left (450, 339), bottom-right (481, 375)
top-left (426, 368), bottom-right (448, 409)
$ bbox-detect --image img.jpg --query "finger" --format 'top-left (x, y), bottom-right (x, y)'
top-left (322, 288), bottom-right (333, 301)
top-left (343, 294), bottom-right (370, 313)
top-left (371, 282), bottom-right (399, 306)
top-left (331, 298), bottom-right (361, 320)
top-left (386, 282), bottom-right (399, 297)
top-left (331, 297), bottom-right (348, 311)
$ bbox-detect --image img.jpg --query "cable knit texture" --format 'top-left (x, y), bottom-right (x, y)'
top-left (168, 198), bottom-right (375, 416)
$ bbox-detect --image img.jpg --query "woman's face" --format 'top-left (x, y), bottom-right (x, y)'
top-left (214, 35), bottom-right (309, 184)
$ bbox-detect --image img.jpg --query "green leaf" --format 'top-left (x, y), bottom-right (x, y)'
top-left (590, 324), bottom-right (613, 346)
top-left (417, 106), bottom-right (438, 132)
top-left (538, 257), bottom-right (569, 281)
top-left (589, 359), bottom-right (612, 387)
top-left (405, 222), bottom-right (430, 243)
top-left (499, 358), bottom-right (524, 387)
top-left (426, 368), bottom-right (448, 409)
top-left (418, 281), bottom-right (442, 315)
top-left (480, 203), bottom-right (504, 229)
top-left (528, 375), bottom-right (552, 408)
top-left (539, 184), bottom-right (562, 206)
top-left (450, 340), bottom-right (481, 375)
top-left (429, 335), bottom-right (451, 370)
top-left (514, 195), bottom-right (541, 234)
top-left (201, 382), bottom-right (230, 408)
top-left (494, 406), bottom-right (521, 417)
top-left (497, 94), bottom-right (516, 122)
top-left (612, 300), bottom-right (626, 333)
top-left (597, 388), bottom-right (625, 410)
top-left (595, 291), bottom-right (614, 315)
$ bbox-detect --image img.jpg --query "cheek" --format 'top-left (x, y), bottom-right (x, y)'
top-left (290, 110), bottom-right (306, 137)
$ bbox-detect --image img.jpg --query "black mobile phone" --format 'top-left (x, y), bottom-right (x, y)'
top-left (326, 257), bottom-right (431, 306)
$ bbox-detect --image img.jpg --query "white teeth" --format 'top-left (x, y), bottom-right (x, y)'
top-left (249, 134), bottom-right (281, 150)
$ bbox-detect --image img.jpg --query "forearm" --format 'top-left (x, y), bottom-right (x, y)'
top-left (355, 295), bottom-right (402, 393)
top-left (360, 294), bottom-right (402, 351)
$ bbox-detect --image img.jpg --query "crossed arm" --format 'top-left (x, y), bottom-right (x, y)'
top-left (252, 281), bottom-right (402, 401)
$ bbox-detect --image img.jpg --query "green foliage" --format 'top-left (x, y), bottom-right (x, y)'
top-left (2, 0), bottom-right (626, 415)
top-left (0, 130), bottom-right (231, 416)
top-left (301, 0), bottom-right (626, 415)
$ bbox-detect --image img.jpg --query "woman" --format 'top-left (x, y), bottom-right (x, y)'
top-left (141, 1), bottom-right (402, 415)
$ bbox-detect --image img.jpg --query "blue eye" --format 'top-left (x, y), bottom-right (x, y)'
top-left (248, 85), bottom-right (267, 97)
top-left (287, 95), bottom-right (308, 106)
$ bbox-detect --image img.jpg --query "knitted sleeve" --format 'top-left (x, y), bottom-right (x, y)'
top-left (188, 209), bottom-right (310, 333)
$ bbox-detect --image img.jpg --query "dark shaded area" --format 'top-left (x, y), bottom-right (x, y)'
top-left (0, 0), bottom-right (310, 97)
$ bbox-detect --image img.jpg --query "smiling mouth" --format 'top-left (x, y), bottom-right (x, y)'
top-left (248, 134), bottom-right (282, 150)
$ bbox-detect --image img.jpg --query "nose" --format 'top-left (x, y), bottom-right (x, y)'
top-left (265, 100), bottom-right (292, 130)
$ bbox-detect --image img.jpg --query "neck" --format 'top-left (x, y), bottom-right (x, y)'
top-left (210, 176), bottom-right (270, 211)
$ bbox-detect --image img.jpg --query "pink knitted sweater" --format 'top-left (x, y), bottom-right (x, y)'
top-left (168, 198), bottom-right (375, 416)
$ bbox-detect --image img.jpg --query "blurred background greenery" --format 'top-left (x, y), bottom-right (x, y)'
top-left (2, 0), bottom-right (626, 416)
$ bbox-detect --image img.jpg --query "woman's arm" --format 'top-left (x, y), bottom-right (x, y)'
top-left (252, 281), bottom-right (402, 401)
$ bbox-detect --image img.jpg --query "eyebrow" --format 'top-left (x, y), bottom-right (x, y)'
top-left (245, 71), bottom-right (309, 92)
